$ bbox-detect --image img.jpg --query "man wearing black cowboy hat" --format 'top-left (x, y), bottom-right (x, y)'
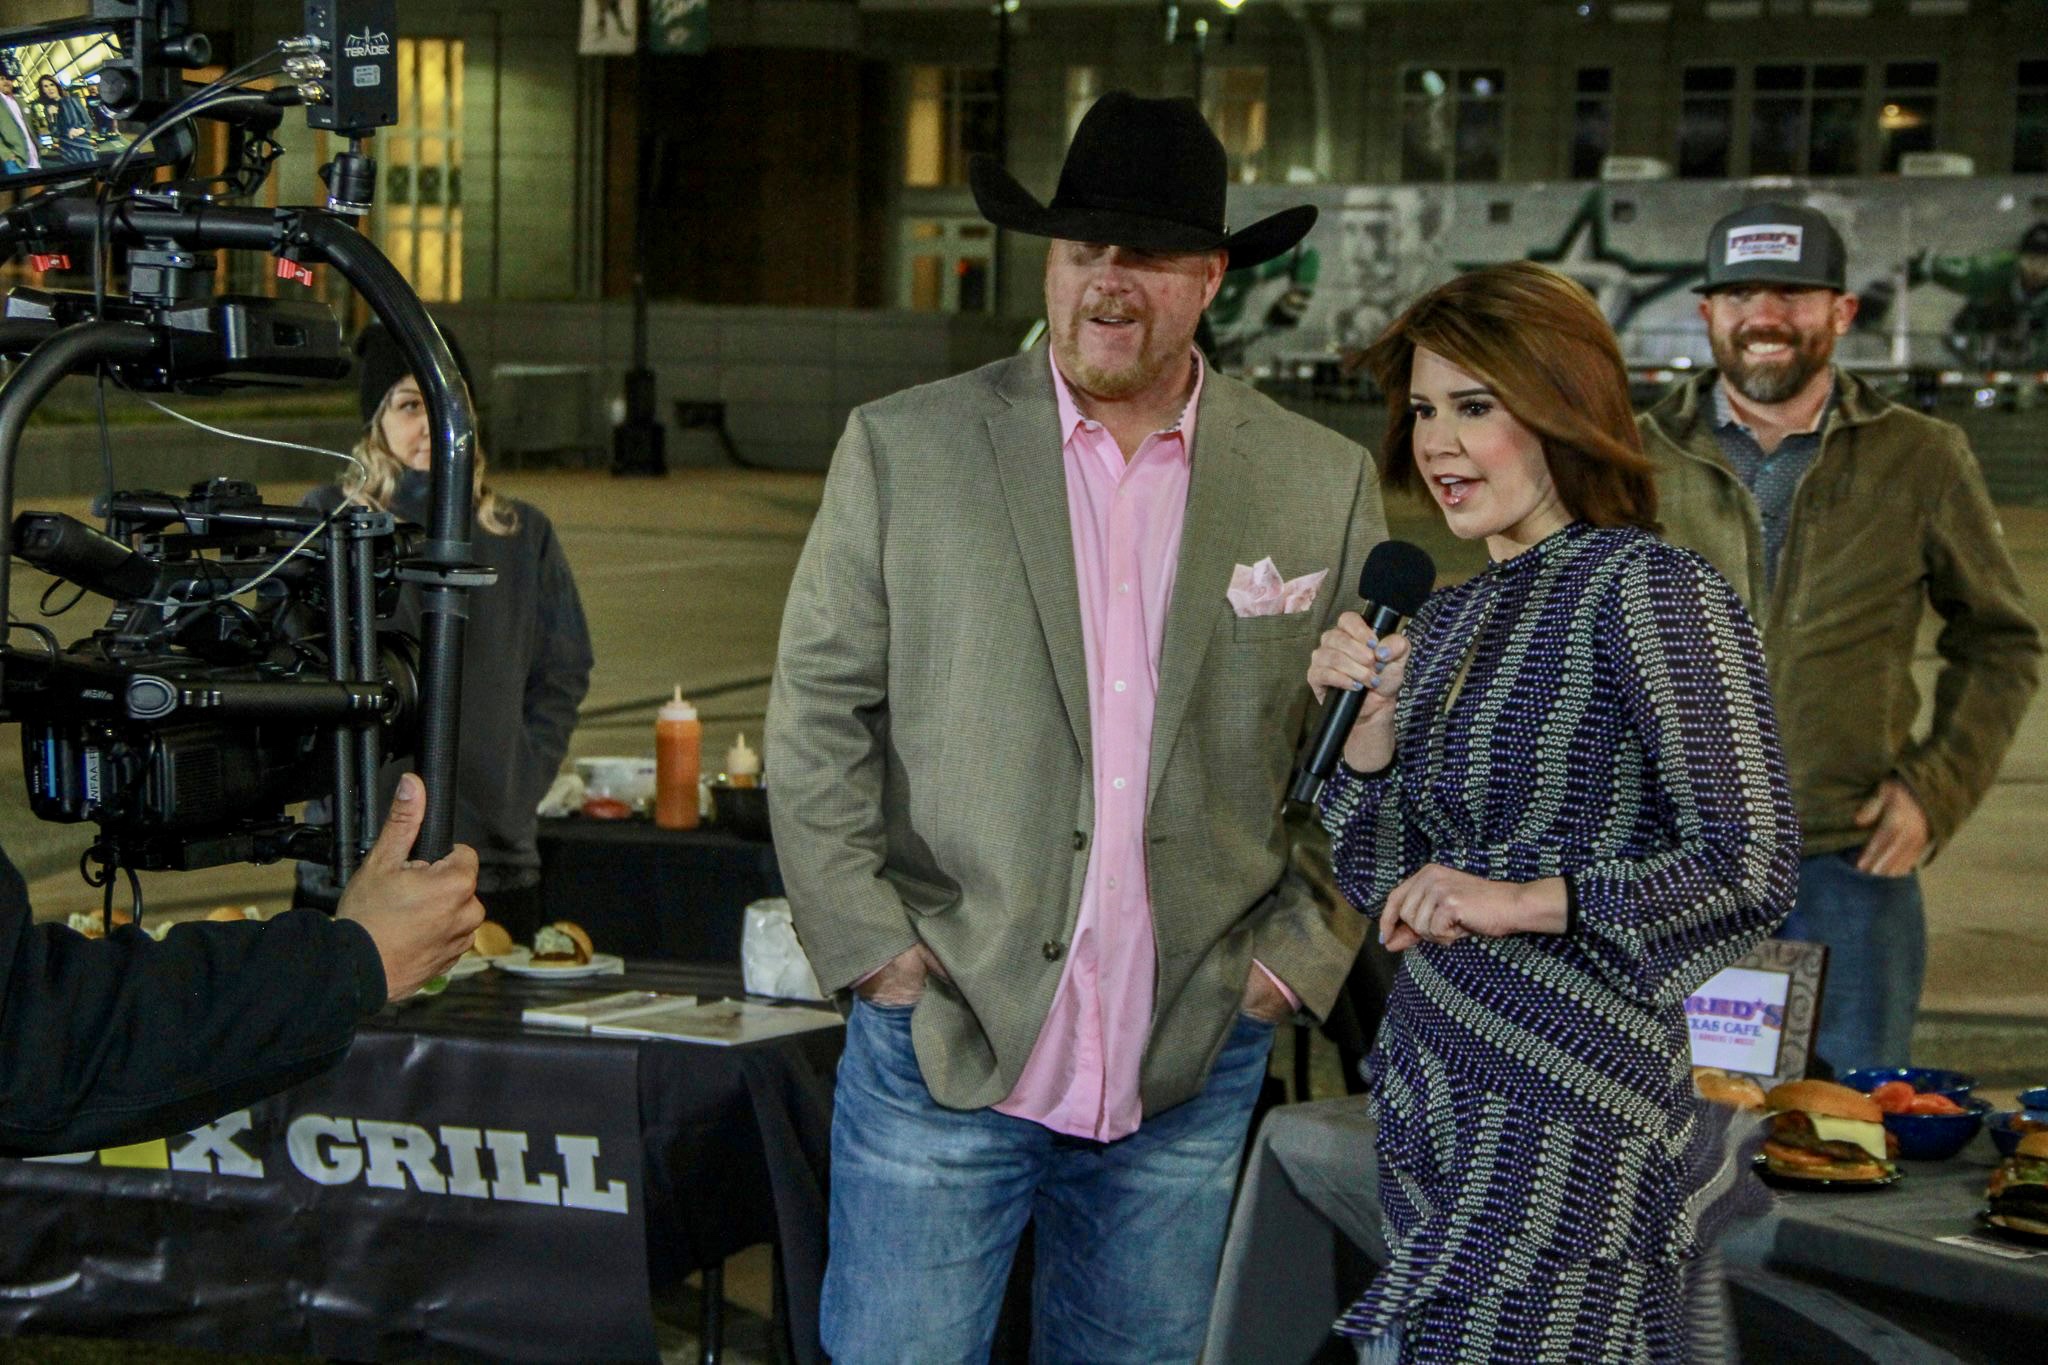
top-left (769, 92), bottom-right (1383, 1360)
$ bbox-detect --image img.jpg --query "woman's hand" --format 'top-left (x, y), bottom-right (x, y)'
top-left (1306, 613), bottom-right (1409, 773)
top-left (1379, 865), bottom-right (1568, 952)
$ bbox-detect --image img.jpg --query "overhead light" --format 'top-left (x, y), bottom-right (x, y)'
top-left (1219, 0), bottom-right (1249, 10)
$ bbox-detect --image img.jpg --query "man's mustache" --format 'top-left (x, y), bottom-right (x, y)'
top-left (1731, 329), bottom-right (1809, 352)
top-left (1079, 302), bottom-right (1146, 323)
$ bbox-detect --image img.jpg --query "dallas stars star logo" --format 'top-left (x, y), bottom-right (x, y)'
top-left (1462, 190), bottom-right (1703, 330)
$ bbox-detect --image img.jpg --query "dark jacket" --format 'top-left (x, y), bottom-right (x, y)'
top-left (300, 474), bottom-right (593, 894)
top-left (1642, 368), bottom-right (2042, 854)
top-left (0, 851), bottom-right (387, 1156)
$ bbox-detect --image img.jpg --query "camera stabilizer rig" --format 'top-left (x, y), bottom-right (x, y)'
top-left (0, 1), bottom-right (491, 901)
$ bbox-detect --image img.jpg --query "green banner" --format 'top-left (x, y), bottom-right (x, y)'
top-left (649, 0), bottom-right (709, 55)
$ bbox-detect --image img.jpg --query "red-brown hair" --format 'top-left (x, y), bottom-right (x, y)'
top-left (1357, 261), bottom-right (1659, 531)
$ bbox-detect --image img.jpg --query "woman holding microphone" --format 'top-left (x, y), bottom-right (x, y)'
top-left (1307, 262), bottom-right (1799, 1363)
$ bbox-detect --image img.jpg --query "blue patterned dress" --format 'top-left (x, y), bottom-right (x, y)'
top-left (1318, 522), bottom-right (1799, 1363)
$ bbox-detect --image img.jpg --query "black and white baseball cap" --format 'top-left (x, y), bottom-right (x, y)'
top-left (1693, 201), bottom-right (1848, 294)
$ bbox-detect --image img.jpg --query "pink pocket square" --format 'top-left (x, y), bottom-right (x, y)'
top-left (1227, 558), bottom-right (1328, 617)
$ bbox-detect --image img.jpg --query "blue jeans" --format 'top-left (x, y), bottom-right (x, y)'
top-left (1777, 849), bottom-right (1925, 1075)
top-left (1354, 1325), bottom-right (1403, 1364)
top-left (821, 998), bottom-right (1276, 1365)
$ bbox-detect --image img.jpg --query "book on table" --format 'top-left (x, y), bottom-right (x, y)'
top-left (521, 991), bottom-right (697, 1030)
top-left (589, 998), bottom-right (844, 1045)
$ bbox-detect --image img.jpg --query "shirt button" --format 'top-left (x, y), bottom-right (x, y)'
top-left (1112, 777), bottom-right (1126, 790)
top-left (1043, 941), bottom-right (1065, 961)
top-left (1119, 582), bottom-right (1130, 594)
top-left (1072, 830), bottom-right (1087, 851)
top-left (1113, 680), bottom-right (1126, 693)
top-left (1107, 876), bottom-right (1118, 891)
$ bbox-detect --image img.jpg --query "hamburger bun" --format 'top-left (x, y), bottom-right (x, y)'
top-left (470, 920), bottom-right (516, 958)
top-left (1764, 1079), bottom-right (1883, 1125)
top-left (2020, 1131), bottom-right (2048, 1162)
top-left (555, 920), bottom-right (594, 960)
top-left (1693, 1068), bottom-right (1767, 1111)
top-left (206, 905), bottom-right (260, 922)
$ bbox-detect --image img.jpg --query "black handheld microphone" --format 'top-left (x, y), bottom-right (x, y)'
top-left (1287, 540), bottom-right (1436, 806)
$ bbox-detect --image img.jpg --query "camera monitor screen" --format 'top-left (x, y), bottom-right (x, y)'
top-left (0, 21), bottom-right (186, 194)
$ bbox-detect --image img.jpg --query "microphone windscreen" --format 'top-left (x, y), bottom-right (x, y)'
top-left (1357, 540), bottom-right (1436, 616)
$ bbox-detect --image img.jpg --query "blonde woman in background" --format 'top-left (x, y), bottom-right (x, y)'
top-left (294, 325), bottom-right (592, 940)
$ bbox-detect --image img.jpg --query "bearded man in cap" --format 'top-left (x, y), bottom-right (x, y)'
top-left (1642, 202), bottom-right (2040, 1075)
top-left (768, 92), bottom-right (1382, 1361)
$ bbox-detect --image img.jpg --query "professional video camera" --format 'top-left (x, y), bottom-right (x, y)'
top-left (0, 2), bottom-right (485, 906)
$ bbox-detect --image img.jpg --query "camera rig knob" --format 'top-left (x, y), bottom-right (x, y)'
top-left (319, 145), bottom-right (378, 217)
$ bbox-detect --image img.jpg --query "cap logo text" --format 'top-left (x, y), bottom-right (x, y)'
top-left (1725, 224), bottom-right (1805, 265)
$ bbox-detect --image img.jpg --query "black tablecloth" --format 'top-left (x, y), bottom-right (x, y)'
top-left (536, 816), bottom-right (783, 962)
top-left (0, 962), bottom-right (841, 1364)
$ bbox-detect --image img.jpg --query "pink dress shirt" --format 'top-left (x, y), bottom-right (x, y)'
top-left (996, 350), bottom-right (1293, 1141)
top-left (990, 350), bottom-right (1197, 1140)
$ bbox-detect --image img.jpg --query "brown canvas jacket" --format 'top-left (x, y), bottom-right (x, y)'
top-left (1640, 368), bottom-right (2041, 856)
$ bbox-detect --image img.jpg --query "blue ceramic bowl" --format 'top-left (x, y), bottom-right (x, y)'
top-left (1988, 1110), bottom-right (2048, 1158)
top-left (1883, 1096), bottom-right (1990, 1160)
top-left (2019, 1087), bottom-right (2048, 1112)
top-left (1840, 1066), bottom-right (1978, 1101)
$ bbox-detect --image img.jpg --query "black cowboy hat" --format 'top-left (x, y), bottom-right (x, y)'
top-left (969, 91), bottom-right (1315, 270)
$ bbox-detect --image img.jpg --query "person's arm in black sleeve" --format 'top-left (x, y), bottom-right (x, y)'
top-left (522, 512), bottom-right (594, 803)
top-left (0, 887), bottom-right (385, 1156)
top-left (0, 775), bottom-right (482, 1156)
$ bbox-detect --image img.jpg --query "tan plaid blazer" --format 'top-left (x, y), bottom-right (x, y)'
top-left (767, 345), bottom-right (1386, 1115)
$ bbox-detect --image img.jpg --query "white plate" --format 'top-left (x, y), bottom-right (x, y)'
top-left (492, 948), bottom-right (626, 979)
top-left (446, 953), bottom-right (495, 978)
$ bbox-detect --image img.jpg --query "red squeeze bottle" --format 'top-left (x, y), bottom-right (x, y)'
top-left (654, 688), bottom-right (701, 830)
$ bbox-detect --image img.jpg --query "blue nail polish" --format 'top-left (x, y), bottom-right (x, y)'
top-left (1374, 645), bottom-right (1391, 661)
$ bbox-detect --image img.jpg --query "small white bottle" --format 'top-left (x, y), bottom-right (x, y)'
top-left (726, 733), bottom-right (761, 788)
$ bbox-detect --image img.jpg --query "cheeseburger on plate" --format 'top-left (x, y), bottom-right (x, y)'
top-left (1987, 1130), bottom-right (2048, 1237)
top-left (530, 920), bottom-right (594, 967)
top-left (1761, 1079), bottom-right (1898, 1183)
top-left (64, 910), bottom-right (134, 939)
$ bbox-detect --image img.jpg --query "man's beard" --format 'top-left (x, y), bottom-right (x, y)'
top-left (1052, 306), bottom-right (1187, 400)
top-left (1712, 324), bottom-right (1834, 405)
